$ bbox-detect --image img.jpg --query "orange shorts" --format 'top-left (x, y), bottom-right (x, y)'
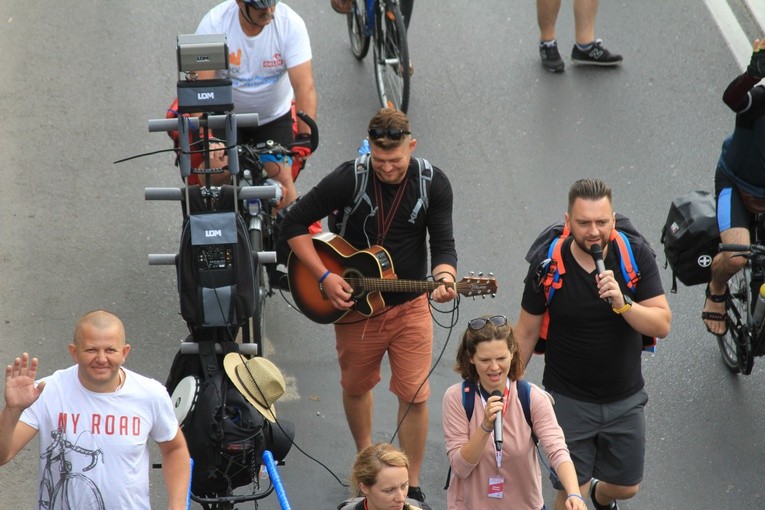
top-left (334, 294), bottom-right (432, 403)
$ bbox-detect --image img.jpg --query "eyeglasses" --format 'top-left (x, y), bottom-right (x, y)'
top-left (468, 315), bottom-right (507, 331)
top-left (367, 128), bottom-right (411, 140)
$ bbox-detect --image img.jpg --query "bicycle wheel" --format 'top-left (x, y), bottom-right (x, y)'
top-left (347, 0), bottom-right (370, 59)
top-left (716, 267), bottom-right (754, 374)
top-left (52, 474), bottom-right (104, 509)
top-left (249, 227), bottom-right (267, 352)
top-left (38, 476), bottom-right (54, 510)
top-left (373, 0), bottom-right (410, 112)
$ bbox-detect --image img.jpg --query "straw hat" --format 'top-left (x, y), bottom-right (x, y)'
top-left (223, 353), bottom-right (286, 422)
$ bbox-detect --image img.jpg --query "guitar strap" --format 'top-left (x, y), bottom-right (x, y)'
top-left (333, 156), bottom-right (432, 238)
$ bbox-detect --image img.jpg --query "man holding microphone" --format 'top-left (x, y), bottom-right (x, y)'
top-left (514, 179), bottom-right (671, 510)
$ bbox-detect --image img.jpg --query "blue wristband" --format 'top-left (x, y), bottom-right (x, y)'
top-left (318, 270), bottom-right (331, 284)
top-left (567, 494), bottom-right (584, 503)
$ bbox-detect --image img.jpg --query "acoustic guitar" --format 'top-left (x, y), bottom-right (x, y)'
top-left (287, 233), bottom-right (498, 324)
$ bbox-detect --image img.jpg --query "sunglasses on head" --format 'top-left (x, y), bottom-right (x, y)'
top-left (367, 128), bottom-right (411, 140)
top-left (468, 315), bottom-right (507, 331)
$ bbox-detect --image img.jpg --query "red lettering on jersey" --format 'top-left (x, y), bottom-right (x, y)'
top-left (57, 413), bottom-right (81, 434)
top-left (105, 415), bottom-right (115, 435)
top-left (91, 414), bottom-right (101, 434)
top-left (133, 417), bottom-right (141, 436)
top-left (119, 415), bottom-right (129, 436)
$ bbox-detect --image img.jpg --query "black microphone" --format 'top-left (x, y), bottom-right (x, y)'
top-left (589, 243), bottom-right (611, 304)
top-left (490, 390), bottom-right (503, 451)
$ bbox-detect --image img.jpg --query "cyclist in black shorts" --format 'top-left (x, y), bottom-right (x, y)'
top-left (193, 0), bottom-right (318, 207)
top-left (703, 39), bottom-right (765, 335)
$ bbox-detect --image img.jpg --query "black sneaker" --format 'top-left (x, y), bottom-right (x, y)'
top-left (571, 39), bottom-right (623, 66)
top-left (407, 486), bottom-right (432, 510)
top-left (589, 479), bottom-right (619, 510)
top-left (539, 41), bottom-right (565, 73)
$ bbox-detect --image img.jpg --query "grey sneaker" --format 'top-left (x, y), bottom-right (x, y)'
top-left (571, 39), bottom-right (622, 66)
top-left (539, 41), bottom-right (565, 73)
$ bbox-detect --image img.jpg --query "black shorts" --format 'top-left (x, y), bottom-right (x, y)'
top-left (237, 110), bottom-right (294, 147)
top-left (715, 168), bottom-right (754, 232)
top-left (550, 389), bottom-right (648, 487)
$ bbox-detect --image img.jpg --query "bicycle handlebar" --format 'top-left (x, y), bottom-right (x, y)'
top-left (144, 185), bottom-right (279, 201)
top-left (147, 112), bottom-right (260, 133)
top-left (294, 110), bottom-right (319, 153)
top-left (180, 342), bottom-right (258, 356)
top-left (719, 243), bottom-right (765, 255)
top-left (149, 251), bottom-right (276, 265)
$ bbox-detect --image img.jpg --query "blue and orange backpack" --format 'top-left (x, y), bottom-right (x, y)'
top-left (524, 214), bottom-right (657, 353)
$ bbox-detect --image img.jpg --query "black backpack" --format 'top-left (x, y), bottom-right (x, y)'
top-left (327, 154), bottom-right (433, 237)
top-left (660, 191), bottom-right (720, 293)
top-left (166, 341), bottom-right (266, 496)
top-left (176, 186), bottom-right (256, 328)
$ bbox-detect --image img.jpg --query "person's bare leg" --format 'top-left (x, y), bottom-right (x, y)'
top-left (537, 0), bottom-right (562, 42)
top-left (264, 160), bottom-right (297, 210)
top-left (573, 0), bottom-right (599, 45)
top-left (342, 390), bottom-right (373, 452)
top-left (396, 399), bottom-right (428, 487)
top-left (703, 227), bottom-right (749, 334)
top-left (592, 480), bottom-right (640, 507)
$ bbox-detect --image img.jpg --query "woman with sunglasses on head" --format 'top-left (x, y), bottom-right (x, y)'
top-left (337, 443), bottom-right (423, 510)
top-left (442, 315), bottom-right (586, 510)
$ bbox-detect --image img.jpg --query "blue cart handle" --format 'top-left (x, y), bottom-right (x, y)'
top-left (263, 450), bottom-right (291, 510)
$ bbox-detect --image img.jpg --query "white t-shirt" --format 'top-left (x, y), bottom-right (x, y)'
top-left (21, 365), bottom-right (179, 510)
top-left (196, 1), bottom-right (312, 124)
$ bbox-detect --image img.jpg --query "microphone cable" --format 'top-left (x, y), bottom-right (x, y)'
top-left (389, 292), bottom-right (460, 445)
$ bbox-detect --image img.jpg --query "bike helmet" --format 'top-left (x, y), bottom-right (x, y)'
top-left (242, 0), bottom-right (279, 7)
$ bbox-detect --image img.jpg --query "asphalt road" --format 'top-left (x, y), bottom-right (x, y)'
top-left (2, 1), bottom-right (765, 509)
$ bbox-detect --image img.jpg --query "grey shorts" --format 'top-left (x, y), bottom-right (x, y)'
top-left (550, 388), bottom-right (648, 488)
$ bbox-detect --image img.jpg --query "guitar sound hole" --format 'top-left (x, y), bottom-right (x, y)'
top-left (343, 269), bottom-right (365, 299)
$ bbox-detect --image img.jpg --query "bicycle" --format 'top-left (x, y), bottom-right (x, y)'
top-left (146, 110), bottom-right (305, 509)
top-left (236, 111), bottom-right (319, 350)
top-left (146, 111), bottom-right (318, 357)
top-left (346, 0), bottom-right (410, 112)
top-left (39, 429), bottom-right (104, 510)
top-left (716, 220), bottom-right (765, 375)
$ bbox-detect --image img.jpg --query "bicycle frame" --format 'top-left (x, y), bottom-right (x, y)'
top-left (362, 0), bottom-right (376, 37)
top-left (717, 214), bottom-right (765, 374)
top-left (348, 0), bottom-right (410, 112)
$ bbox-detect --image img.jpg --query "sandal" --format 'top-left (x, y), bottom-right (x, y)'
top-left (701, 283), bottom-right (729, 336)
top-left (331, 0), bottom-right (352, 14)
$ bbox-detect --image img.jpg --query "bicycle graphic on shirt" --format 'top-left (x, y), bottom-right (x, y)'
top-left (39, 429), bottom-right (105, 510)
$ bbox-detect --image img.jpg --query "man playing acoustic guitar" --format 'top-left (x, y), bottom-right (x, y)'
top-left (281, 108), bottom-right (458, 508)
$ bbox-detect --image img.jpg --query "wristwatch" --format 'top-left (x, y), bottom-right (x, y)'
top-left (612, 294), bottom-right (632, 314)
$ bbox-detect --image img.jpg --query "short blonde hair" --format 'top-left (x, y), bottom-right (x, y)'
top-left (350, 443), bottom-right (409, 496)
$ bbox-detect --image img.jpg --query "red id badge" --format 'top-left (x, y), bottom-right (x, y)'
top-left (488, 475), bottom-right (504, 499)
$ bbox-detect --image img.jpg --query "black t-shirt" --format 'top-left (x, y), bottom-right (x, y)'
top-left (281, 159), bottom-right (457, 306)
top-left (721, 76), bottom-right (765, 189)
top-left (521, 236), bottom-right (665, 403)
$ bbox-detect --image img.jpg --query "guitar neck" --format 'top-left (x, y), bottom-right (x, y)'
top-left (347, 277), bottom-right (486, 296)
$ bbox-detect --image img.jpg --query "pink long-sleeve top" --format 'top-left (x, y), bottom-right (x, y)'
top-left (442, 379), bottom-right (572, 510)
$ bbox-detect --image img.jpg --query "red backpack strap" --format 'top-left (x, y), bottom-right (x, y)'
top-left (610, 230), bottom-right (640, 291)
top-left (535, 227), bottom-right (570, 354)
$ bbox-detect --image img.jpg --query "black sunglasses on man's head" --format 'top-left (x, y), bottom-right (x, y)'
top-left (367, 128), bottom-right (411, 140)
